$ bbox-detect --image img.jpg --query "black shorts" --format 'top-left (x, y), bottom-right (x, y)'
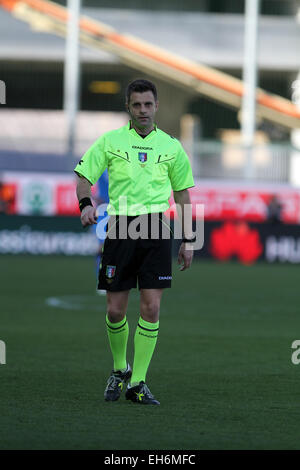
top-left (98, 213), bottom-right (173, 291)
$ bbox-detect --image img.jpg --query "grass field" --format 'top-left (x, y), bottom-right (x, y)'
top-left (1, 254), bottom-right (300, 450)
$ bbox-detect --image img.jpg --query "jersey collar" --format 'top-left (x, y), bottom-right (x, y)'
top-left (128, 121), bottom-right (157, 139)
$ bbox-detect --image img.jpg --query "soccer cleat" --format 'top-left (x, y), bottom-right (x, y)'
top-left (104, 364), bottom-right (132, 402)
top-left (125, 381), bottom-right (160, 405)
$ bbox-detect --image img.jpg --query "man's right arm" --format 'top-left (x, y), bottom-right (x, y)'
top-left (76, 175), bottom-right (97, 227)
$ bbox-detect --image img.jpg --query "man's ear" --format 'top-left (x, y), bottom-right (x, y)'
top-left (155, 100), bottom-right (159, 112)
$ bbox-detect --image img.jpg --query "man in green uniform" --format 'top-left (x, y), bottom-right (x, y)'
top-left (74, 79), bottom-right (195, 405)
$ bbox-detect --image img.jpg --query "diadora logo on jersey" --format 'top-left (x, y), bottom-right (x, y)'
top-left (132, 145), bottom-right (153, 150)
top-left (138, 152), bottom-right (147, 163)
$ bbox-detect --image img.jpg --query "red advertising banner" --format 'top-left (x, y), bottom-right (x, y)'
top-left (168, 182), bottom-right (300, 224)
top-left (0, 182), bottom-right (17, 214)
top-left (55, 184), bottom-right (80, 216)
top-left (1, 172), bottom-right (300, 223)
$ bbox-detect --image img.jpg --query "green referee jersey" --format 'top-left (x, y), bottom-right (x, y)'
top-left (74, 122), bottom-right (194, 216)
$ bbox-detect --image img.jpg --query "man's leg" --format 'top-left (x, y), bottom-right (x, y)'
top-left (130, 288), bottom-right (163, 386)
top-left (104, 290), bottom-right (131, 401)
top-left (106, 290), bottom-right (130, 372)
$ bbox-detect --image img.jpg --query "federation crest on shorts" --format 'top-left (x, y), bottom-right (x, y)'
top-left (106, 265), bottom-right (116, 281)
top-left (138, 152), bottom-right (147, 164)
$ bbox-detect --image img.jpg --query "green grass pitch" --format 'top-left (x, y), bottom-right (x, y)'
top-left (1, 254), bottom-right (300, 450)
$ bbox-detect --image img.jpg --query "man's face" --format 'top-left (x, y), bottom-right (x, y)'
top-left (126, 91), bottom-right (158, 132)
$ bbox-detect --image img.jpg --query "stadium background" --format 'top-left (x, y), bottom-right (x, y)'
top-left (1, 0), bottom-right (300, 451)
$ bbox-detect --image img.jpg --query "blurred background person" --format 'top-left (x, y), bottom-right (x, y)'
top-left (266, 194), bottom-right (283, 224)
top-left (93, 169), bottom-right (109, 295)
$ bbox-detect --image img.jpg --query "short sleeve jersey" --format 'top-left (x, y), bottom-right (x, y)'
top-left (74, 122), bottom-right (194, 216)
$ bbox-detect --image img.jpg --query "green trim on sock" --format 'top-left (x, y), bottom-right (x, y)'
top-left (138, 317), bottom-right (159, 332)
top-left (106, 315), bottom-right (127, 331)
top-left (106, 314), bottom-right (129, 372)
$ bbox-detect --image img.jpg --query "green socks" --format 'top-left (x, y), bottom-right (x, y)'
top-left (130, 317), bottom-right (159, 386)
top-left (105, 315), bottom-right (159, 383)
top-left (106, 315), bottom-right (129, 372)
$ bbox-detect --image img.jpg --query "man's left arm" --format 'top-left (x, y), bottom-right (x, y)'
top-left (173, 189), bottom-right (194, 271)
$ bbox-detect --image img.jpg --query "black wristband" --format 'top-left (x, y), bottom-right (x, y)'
top-left (182, 236), bottom-right (196, 243)
top-left (79, 197), bottom-right (93, 212)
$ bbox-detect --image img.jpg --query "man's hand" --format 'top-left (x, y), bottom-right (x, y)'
top-left (177, 242), bottom-right (194, 271)
top-left (80, 205), bottom-right (97, 227)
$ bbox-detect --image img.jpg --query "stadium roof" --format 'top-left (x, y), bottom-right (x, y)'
top-left (0, 6), bottom-right (300, 70)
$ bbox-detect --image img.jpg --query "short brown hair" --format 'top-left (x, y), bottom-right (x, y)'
top-left (126, 79), bottom-right (157, 103)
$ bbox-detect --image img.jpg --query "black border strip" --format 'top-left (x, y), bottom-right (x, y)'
top-left (106, 319), bottom-right (127, 331)
top-left (138, 322), bottom-right (159, 332)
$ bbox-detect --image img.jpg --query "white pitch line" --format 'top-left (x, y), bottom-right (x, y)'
top-left (45, 295), bottom-right (104, 311)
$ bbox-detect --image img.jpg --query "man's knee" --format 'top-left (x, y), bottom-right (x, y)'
top-left (107, 307), bottom-right (126, 323)
top-left (106, 291), bottom-right (129, 323)
top-left (140, 299), bottom-right (160, 323)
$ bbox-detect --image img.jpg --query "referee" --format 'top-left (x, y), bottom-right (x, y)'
top-left (74, 79), bottom-right (195, 405)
